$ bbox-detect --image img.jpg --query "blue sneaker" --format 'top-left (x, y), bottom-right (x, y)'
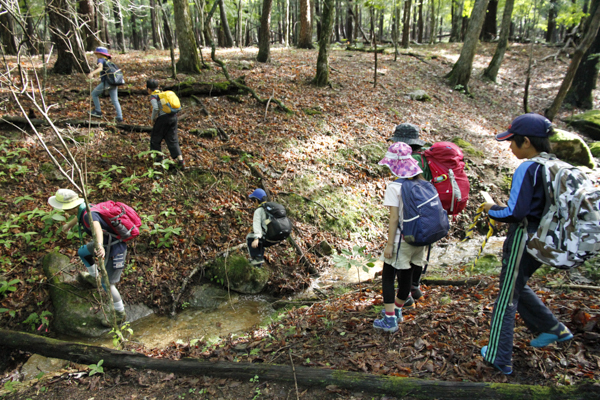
top-left (380, 307), bottom-right (404, 322)
top-left (373, 315), bottom-right (398, 332)
top-left (481, 346), bottom-right (512, 375)
top-left (531, 324), bottom-right (573, 348)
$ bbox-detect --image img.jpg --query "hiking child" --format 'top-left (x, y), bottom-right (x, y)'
top-left (373, 142), bottom-right (432, 333)
top-left (481, 113), bottom-right (573, 375)
top-left (388, 123), bottom-right (431, 307)
top-left (88, 47), bottom-right (123, 123)
top-left (146, 79), bottom-right (185, 169)
top-left (246, 188), bottom-right (291, 266)
top-left (48, 189), bottom-right (128, 325)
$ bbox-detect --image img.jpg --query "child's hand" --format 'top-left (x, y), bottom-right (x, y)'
top-left (483, 202), bottom-right (496, 213)
top-left (252, 238), bottom-right (259, 248)
top-left (384, 243), bottom-right (394, 259)
top-left (62, 223), bottom-right (71, 233)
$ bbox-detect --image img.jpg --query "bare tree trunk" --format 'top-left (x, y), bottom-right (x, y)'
top-left (218, 0), bottom-right (235, 47)
top-left (173, 0), bottom-right (203, 72)
top-left (449, 0), bottom-right (464, 42)
top-left (480, 0), bottom-right (497, 41)
top-left (237, 0), bottom-right (244, 46)
top-left (418, 0), bottom-right (424, 43)
top-left (77, 0), bottom-right (97, 51)
top-left (257, 0), bottom-right (273, 62)
top-left (150, 0), bottom-right (161, 49)
top-left (346, 0), bottom-right (354, 44)
top-left (0, 10), bottom-right (18, 54)
top-left (546, 0), bottom-right (558, 43)
top-left (429, 0), bottom-right (437, 44)
top-left (113, 0), bottom-right (126, 51)
top-left (283, 0), bottom-right (289, 46)
top-left (546, 1), bottom-right (600, 120)
top-left (48, 0), bottom-right (90, 74)
top-left (483, 0), bottom-right (515, 81)
top-left (444, 0), bottom-right (490, 92)
top-left (204, 0), bottom-right (219, 48)
top-left (298, 0), bottom-right (313, 48)
top-left (401, 0), bottom-right (412, 48)
top-left (314, 0), bottom-right (334, 86)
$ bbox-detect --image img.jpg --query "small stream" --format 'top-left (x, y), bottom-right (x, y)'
top-left (58, 236), bottom-right (505, 350)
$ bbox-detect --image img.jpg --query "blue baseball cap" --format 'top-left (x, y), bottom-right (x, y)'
top-left (496, 113), bottom-right (553, 141)
top-left (249, 188), bottom-right (266, 201)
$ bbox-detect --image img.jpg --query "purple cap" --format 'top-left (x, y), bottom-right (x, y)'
top-left (496, 113), bottom-right (553, 141)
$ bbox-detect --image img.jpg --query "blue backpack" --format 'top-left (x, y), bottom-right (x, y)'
top-left (396, 178), bottom-right (449, 247)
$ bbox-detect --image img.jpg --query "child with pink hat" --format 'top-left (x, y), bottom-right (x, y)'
top-left (88, 47), bottom-right (123, 123)
top-left (373, 142), bottom-right (428, 333)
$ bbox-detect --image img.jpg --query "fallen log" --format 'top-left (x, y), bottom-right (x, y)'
top-left (548, 283), bottom-right (600, 291)
top-left (163, 79), bottom-right (246, 97)
top-left (421, 278), bottom-right (487, 287)
top-left (0, 329), bottom-right (595, 400)
top-left (0, 115), bottom-right (152, 133)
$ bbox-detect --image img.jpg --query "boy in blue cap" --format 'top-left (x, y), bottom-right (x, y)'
top-left (481, 113), bottom-right (573, 375)
top-left (246, 188), bottom-right (277, 265)
top-left (88, 47), bottom-right (123, 123)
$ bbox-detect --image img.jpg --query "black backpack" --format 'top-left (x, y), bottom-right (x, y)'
top-left (104, 61), bottom-right (125, 86)
top-left (261, 202), bottom-right (292, 242)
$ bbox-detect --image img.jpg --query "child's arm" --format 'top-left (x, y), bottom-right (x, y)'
top-left (384, 206), bottom-right (400, 259)
top-left (62, 216), bottom-right (79, 233)
top-left (87, 64), bottom-right (103, 79)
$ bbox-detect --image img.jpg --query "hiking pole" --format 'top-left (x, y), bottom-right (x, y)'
top-left (462, 198), bottom-right (497, 270)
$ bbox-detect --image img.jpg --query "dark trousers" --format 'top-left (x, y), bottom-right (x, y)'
top-left (247, 237), bottom-right (278, 260)
top-left (484, 224), bottom-right (560, 366)
top-left (381, 262), bottom-right (414, 303)
top-left (151, 113), bottom-right (181, 159)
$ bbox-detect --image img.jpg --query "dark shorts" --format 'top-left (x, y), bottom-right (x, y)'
top-left (84, 242), bottom-right (126, 284)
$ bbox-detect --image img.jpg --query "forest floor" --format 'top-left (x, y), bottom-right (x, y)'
top-left (1, 42), bottom-right (600, 399)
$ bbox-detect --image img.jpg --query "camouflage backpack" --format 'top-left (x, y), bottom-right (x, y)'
top-left (526, 152), bottom-right (600, 269)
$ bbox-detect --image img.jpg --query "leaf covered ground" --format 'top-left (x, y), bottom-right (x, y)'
top-left (1, 42), bottom-right (600, 398)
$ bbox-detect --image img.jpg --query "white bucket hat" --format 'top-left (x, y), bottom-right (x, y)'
top-left (48, 189), bottom-right (84, 210)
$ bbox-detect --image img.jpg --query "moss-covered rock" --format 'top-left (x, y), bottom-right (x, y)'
top-left (451, 137), bottom-right (484, 157)
top-left (206, 254), bottom-right (269, 294)
top-left (189, 284), bottom-right (238, 309)
top-left (472, 254), bottom-right (502, 274)
top-left (550, 128), bottom-right (596, 169)
top-left (589, 142), bottom-right (600, 157)
top-left (42, 252), bottom-right (108, 337)
top-left (407, 89), bottom-right (431, 102)
top-left (563, 110), bottom-right (600, 140)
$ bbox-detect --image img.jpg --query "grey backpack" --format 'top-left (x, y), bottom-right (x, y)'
top-left (526, 153), bottom-right (600, 268)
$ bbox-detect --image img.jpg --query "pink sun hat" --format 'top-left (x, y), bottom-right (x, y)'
top-left (378, 142), bottom-right (423, 178)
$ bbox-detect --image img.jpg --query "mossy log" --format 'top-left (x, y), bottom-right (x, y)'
top-left (163, 78), bottom-right (247, 97)
top-left (0, 329), bottom-right (595, 400)
top-left (0, 116), bottom-right (152, 133)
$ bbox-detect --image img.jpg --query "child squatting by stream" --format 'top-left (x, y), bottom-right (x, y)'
top-left (481, 113), bottom-right (573, 375)
top-left (373, 142), bottom-right (430, 333)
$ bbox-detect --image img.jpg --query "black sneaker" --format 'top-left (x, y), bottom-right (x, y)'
top-left (90, 110), bottom-right (102, 118)
top-left (411, 285), bottom-right (423, 300)
top-left (115, 118), bottom-right (123, 123)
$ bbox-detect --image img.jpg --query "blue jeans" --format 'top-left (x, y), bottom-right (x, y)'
top-left (91, 82), bottom-right (122, 119)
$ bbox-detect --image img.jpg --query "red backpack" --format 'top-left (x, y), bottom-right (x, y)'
top-left (80, 201), bottom-right (142, 242)
top-left (423, 142), bottom-right (470, 216)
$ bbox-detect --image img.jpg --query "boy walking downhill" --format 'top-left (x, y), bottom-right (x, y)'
top-left (48, 189), bottom-right (129, 325)
top-left (88, 47), bottom-right (123, 123)
top-left (388, 123), bottom-right (432, 308)
top-left (374, 142), bottom-right (439, 333)
top-left (481, 113), bottom-right (573, 375)
top-left (146, 79), bottom-right (185, 169)
top-left (246, 189), bottom-right (292, 266)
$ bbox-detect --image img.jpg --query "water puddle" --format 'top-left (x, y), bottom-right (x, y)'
top-left (58, 236), bottom-right (505, 349)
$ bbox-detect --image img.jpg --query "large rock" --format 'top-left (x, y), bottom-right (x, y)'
top-left (563, 110), bottom-right (600, 140)
top-left (42, 252), bottom-right (152, 338)
top-left (206, 254), bottom-right (269, 294)
top-left (189, 285), bottom-right (238, 309)
top-left (550, 128), bottom-right (596, 169)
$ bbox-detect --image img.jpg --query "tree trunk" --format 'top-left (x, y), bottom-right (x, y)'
top-left (449, 0), bottom-right (464, 42)
top-left (418, 0), bottom-right (424, 43)
top-left (547, 0), bottom-right (600, 120)
top-left (401, 0), bottom-right (412, 48)
top-left (346, 0), bottom-right (354, 44)
top-left (335, 0), bottom-right (341, 42)
top-left (445, 0), bottom-right (490, 92)
top-left (257, 0), bottom-right (273, 62)
top-left (298, 0), bottom-right (313, 48)
top-left (48, 0), bottom-right (90, 74)
top-left (314, 0), bottom-right (334, 86)
top-left (113, 0), bottom-right (126, 51)
top-left (283, 0), bottom-right (289, 46)
top-left (564, 31), bottom-right (600, 109)
top-left (22, 0), bottom-right (39, 54)
top-left (218, 0), bottom-right (235, 47)
top-left (173, 0), bottom-right (203, 73)
top-left (150, 0), bottom-right (162, 49)
top-left (546, 0), bottom-right (558, 43)
top-left (77, 0), bottom-right (97, 51)
top-left (483, 0), bottom-right (515, 81)
top-left (480, 0), bottom-right (497, 41)
top-left (204, 0), bottom-right (219, 47)
top-left (0, 10), bottom-right (18, 55)
top-left (429, 0), bottom-right (437, 44)
top-left (0, 330), bottom-right (598, 400)
top-left (131, 1), bottom-right (140, 50)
